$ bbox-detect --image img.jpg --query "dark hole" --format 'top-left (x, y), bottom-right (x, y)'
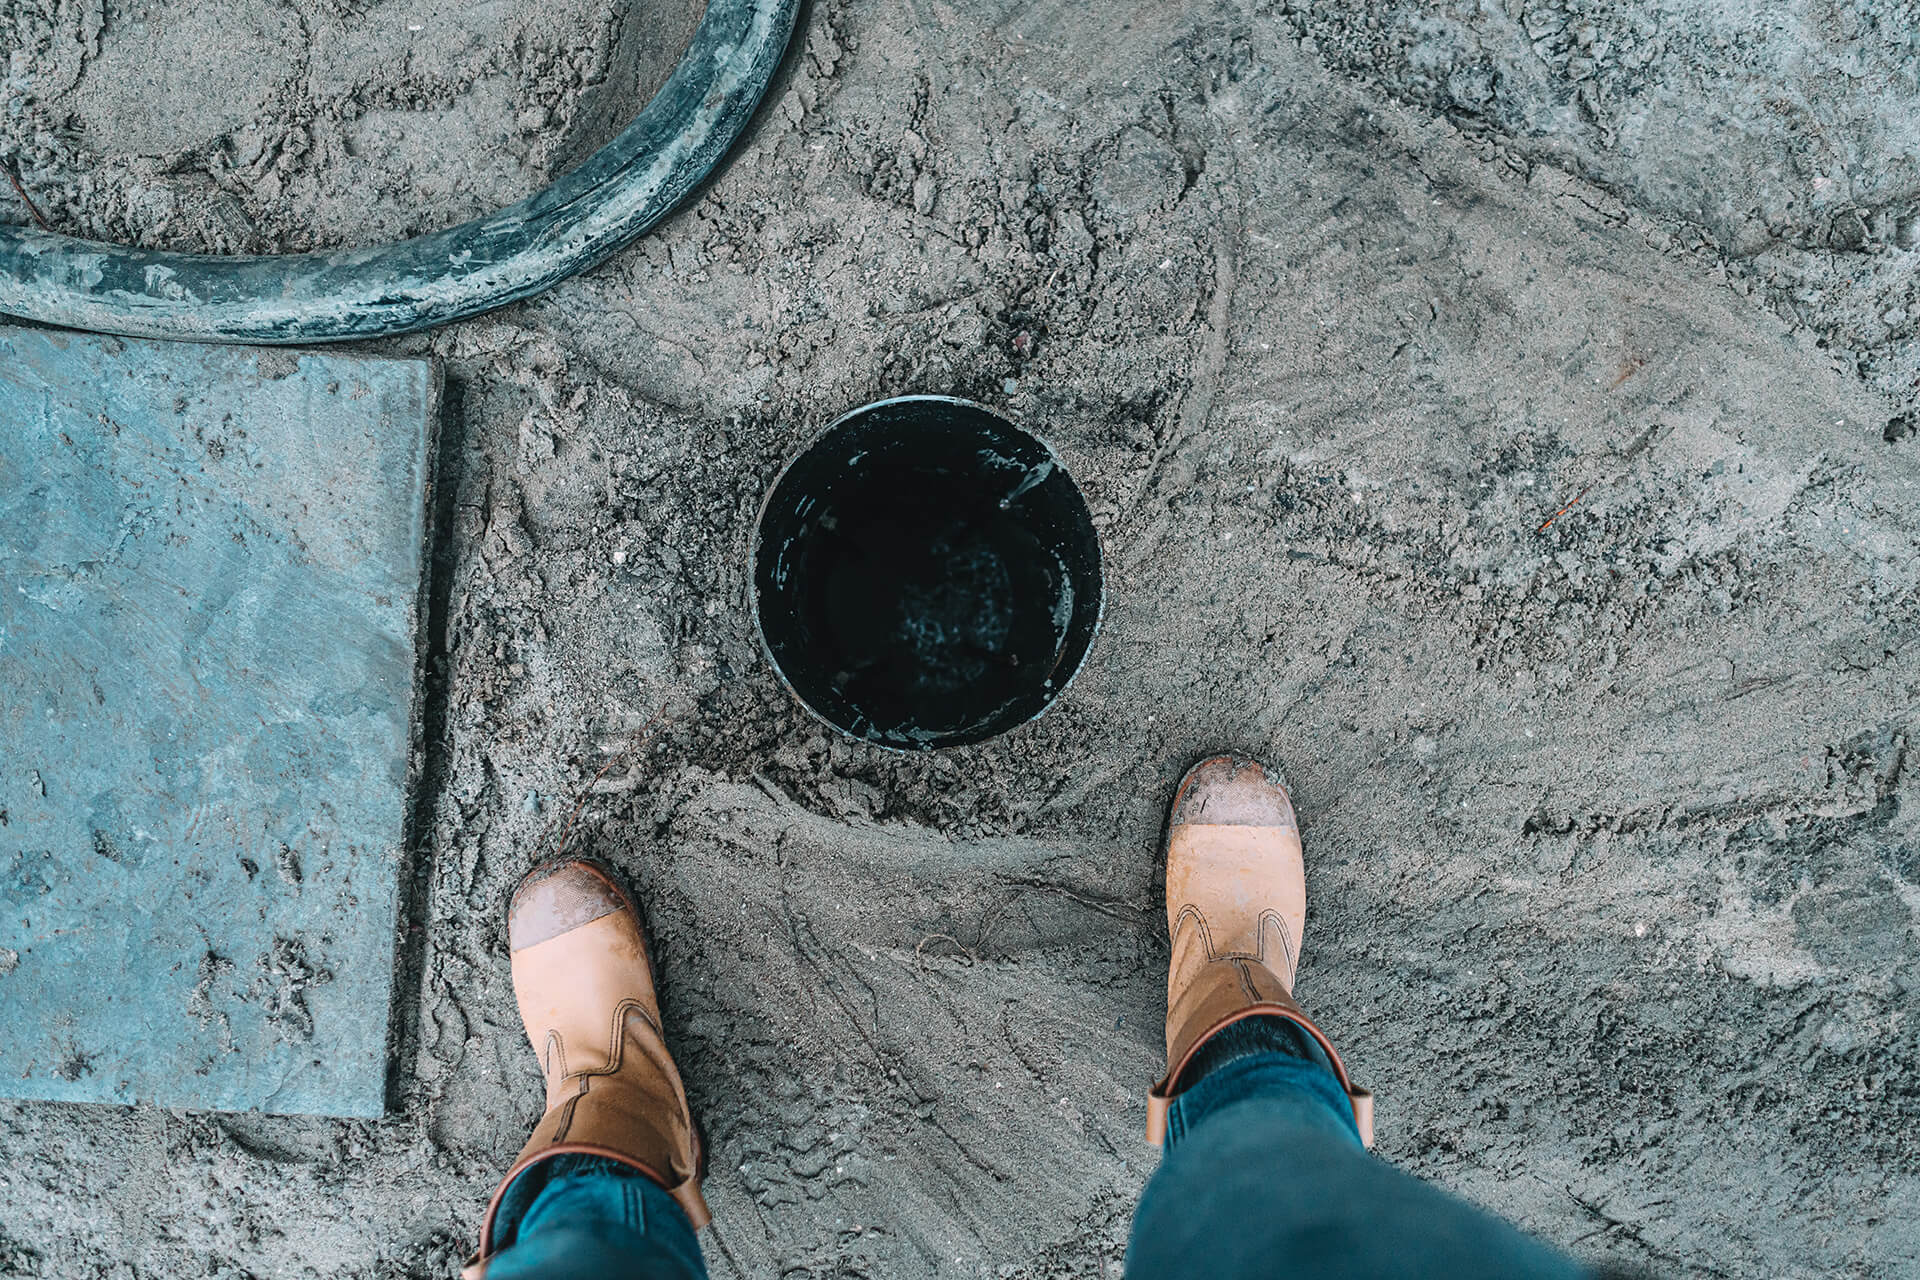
top-left (754, 397), bottom-right (1103, 750)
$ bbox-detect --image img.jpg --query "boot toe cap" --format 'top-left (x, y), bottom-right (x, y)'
top-left (1170, 754), bottom-right (1296, 829)
top-left (509, 859), bottom-right (633, 951)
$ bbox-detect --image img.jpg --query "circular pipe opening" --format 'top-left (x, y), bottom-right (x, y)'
top-left (753, 396), bottom-right (1104, 751)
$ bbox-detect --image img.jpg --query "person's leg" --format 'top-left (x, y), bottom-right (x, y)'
top-left (480, 1154), bottom-right (706, 1280)
top-left (1128, 756), bottom-right (1588, 1279)
top-left (464, 860), bottom-right (712, 1280)
top-left (1127, 1016), bottom-right (1586, 1280)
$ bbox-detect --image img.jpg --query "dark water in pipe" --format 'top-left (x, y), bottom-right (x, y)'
top-left (754, 397), bottom-right (1102, 750)
top-left (805, 455), bottom-right (1069, 737)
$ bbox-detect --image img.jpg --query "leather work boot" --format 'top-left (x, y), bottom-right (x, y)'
top-left (470, 858), bottom-right (709, 1268)
top-left (1146, 754), bottom-right (1373, 1146)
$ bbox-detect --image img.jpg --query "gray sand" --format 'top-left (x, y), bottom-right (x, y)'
top-left (2, 1), bottom-right (1917, 1277)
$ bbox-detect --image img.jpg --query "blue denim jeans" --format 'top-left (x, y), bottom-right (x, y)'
top-left (483, 1153), bottom-right (704, 1280)
top-left (486, 1019), bottom-right (1589, 1279)
top-left (1127, 1017), bottom-right (1590, 1279)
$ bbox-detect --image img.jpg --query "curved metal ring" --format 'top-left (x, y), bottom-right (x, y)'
top-left (0, 0), bottom-right (798, 344)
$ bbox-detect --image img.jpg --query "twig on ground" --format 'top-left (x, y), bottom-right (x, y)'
top-left (2, 158), bottom-right (52, 231)
top-left (1536, 485), bottom-right (1592, 533)
top-left (543, 704), bottom-right (668, 861)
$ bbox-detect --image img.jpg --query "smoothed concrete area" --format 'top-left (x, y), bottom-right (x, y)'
top-left (0, 329), bottom-right (438, 1117)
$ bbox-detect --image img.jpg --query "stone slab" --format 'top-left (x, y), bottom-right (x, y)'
top-left (0, 327), bottom-right (438, 1117)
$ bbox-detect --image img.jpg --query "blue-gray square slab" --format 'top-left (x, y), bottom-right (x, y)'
top-left (0, 327), bottom-right (439, 1117)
